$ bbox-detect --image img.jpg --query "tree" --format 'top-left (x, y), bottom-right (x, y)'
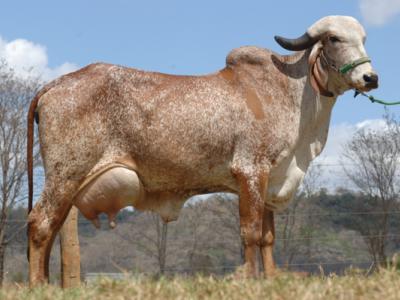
top-left (181, 200), bottom-right (216, 274)
top-left (0, 61), bottom-right (40, 285)
top-left (342, 113), bottom-right (400, 267)
top-left (207, 194), bottom-right (244, 265)
top-left (279, 164), bottom-right (323, 268)
top-left (279, 193), bottom-right (302, 268)
top-left (117, 212), bottom-right (169, 275)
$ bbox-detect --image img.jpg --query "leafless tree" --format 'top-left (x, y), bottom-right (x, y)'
top-left (279, 194), bottom-right (301, 268)
top-left (279, 164), bottom-right (323, 268)
top-left (0, 61), bottom-right (40, 285)
top-left (184, 201), bottom-right (205, 273)
top-left (342, 113), bottom-right (400, 267)
top-left (207, 194), bottom-right (243, 264)
top-left (117, 212), bottom-right (168, 275)
top-left (300, 164), bottom-right (323, 263)
top-left (153, 214), bottom-right (168, 274)
top-left (178, 200), bottom-right (217, 274)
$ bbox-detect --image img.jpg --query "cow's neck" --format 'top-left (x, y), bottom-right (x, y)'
top-left (288, 50), bottom-right (338, 159)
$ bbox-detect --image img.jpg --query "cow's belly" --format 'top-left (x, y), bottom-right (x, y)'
top-left (266, 156), bottom-right (305, 211)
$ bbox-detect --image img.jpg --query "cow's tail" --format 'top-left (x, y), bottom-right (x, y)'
top-left (27, 82), bottom-right (56, 215)
top-left (27, 81), bottom-right (59, 261)
top-left (27, 92), bottom-right (40, 214)
top-left (27, 89), bottom-right (41, 261)
top-left (27, 78), bottom-right (65, 263)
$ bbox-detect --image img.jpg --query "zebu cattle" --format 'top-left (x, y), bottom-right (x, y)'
top-left (27, 15), bottom-right (378, 286)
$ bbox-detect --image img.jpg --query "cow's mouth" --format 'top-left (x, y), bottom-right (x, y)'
top-left (365, 82), bottom-right (379, 90)
top-left (352, 82), bottom-right (378, 92)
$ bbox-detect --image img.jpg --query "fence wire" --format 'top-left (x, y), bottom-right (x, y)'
top-left (4, 203), bottom-right (400, 278)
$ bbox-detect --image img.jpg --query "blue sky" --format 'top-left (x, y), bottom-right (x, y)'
top-left (0, 0), bottom-right (399, 125)
top-left (1, 1), bottom-right (400, 188)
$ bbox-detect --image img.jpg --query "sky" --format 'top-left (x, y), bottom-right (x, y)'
top-left (1, 0), bottom-right (400, 190)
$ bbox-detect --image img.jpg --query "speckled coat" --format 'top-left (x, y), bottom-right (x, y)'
top-left (27, 16), bottom-right (378, 286)
top-left (32, 47), bottom-right (329, 215)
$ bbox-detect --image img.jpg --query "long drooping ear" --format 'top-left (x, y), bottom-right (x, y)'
top-left (308, 41), bottom-right (333, 97)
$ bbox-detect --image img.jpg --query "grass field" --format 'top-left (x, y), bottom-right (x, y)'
top-left (2, 269), bottom-right (400, 300)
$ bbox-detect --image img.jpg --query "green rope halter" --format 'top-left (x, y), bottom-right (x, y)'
top-left (339, 57), bottom-right (371, 74)
top-left (323, 54), bottom-right (399, 106)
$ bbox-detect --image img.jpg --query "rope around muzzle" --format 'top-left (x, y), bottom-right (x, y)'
top-left (339, 57), bottom-right (371, 74)
top-left (334, 56), bottom-right (400, 106)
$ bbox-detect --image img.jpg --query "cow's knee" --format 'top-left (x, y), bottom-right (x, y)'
top-left (240, 223), bottom-right (263, 246)
top-left (28, 181), bottom-right (78, 247)
top-left (28, 208), bottom-right (54, 247)
top-left (260, 230), bottom-right (274, 247)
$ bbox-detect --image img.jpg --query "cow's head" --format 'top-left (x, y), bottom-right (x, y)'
top-left (275, 16), bottom-right (378, 97)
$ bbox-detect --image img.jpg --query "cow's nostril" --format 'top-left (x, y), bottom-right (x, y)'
top-left (363, 73), bottom-right (378, 83)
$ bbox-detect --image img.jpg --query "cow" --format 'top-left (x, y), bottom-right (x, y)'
top-left (27, 15), bottom-right (378, 287)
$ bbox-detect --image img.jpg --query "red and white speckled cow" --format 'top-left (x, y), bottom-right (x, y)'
top-left (27, 16), bottom-right (378, 286)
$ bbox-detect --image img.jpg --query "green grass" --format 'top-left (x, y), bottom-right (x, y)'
top-left (2, 269), bottom-right (400, 300)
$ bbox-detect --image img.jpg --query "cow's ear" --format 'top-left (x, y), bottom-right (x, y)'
top-left (308, 41), bottom-right (333, 97)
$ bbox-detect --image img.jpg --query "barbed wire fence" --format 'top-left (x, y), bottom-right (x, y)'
top-left (5, 161), bottom-right (400, 282)
top-left (4, 210), bottom-right (400, 280)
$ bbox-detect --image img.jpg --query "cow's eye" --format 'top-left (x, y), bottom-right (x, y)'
top-left (329, 36), bottom-right (341, 43)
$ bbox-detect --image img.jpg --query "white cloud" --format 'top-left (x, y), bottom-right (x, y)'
top-left (312, 119), bottom-right (385, 189)
top-left (46, 62), bottom-right (79, 81)
top-left (0, 36), bottom-right (78, 82)
top-left (359, 0), bottom-right (400, 26)
top-left (317, 118), bottom-right (385, 163)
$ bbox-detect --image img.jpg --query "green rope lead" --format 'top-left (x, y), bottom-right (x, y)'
top-left (354, 90), bottom-right (400, 106)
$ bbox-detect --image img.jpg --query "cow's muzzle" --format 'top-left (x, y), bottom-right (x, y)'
top-left (363, 73), bottom-right (379, 89)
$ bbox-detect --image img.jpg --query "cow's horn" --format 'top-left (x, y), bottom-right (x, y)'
top-left (274, 33), bottom-right (318, 51)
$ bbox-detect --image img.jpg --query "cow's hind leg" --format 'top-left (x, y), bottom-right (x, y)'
top-left (28, 179), bottom-right (79, 287)
top-left (60, 206), bottom-right (81, 288)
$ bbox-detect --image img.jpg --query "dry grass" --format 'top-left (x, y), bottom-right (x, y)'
top-left (2, 269), bottom-right (400, 300)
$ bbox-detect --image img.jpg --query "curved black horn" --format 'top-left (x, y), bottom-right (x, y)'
top-left (274, 33), bottom-right (318, 51)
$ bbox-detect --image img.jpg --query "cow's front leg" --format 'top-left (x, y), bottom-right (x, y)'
top-left (260, 208), bottom-right (276, 277)
top-left (236, 170), bottom-right (267, 277)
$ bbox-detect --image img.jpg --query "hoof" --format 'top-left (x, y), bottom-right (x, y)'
top-left (109, 221), bottom-right (116, 229)
top-left (91, 218), bottom-right (100, 229)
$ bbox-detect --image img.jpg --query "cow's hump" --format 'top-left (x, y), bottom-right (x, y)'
top-left (226, 46), bottom-right (272, 67)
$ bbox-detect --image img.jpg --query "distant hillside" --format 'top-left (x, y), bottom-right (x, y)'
top-left (5, 189), bottom-right (400, 283)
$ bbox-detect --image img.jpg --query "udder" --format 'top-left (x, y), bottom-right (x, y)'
top-left (73, 167), bottom-right (144, 228)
